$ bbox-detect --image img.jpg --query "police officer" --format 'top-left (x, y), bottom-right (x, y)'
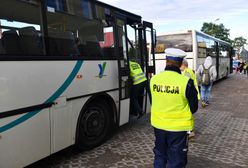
top-left (150, 48), bottom-right (198, 168)
top-left (181, 59), bottom-right (200, 100)
top-left (180, 59), bottom-right (200, 139)
top-left (129, 60), bottom-right (147, 118)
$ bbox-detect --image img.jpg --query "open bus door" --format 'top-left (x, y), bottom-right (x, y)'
top-left (115, 14), bottom-right (131, 125)
top-left (141, 21), bottom-right (156, 113)
top-left (115, 15), bottom-right (156, 123)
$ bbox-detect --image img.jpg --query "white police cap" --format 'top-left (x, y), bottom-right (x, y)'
top-left (165, 48), bottom-right (187, 62)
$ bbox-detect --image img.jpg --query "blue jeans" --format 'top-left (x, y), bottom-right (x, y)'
top-left (153, 128), bottom-right (188, 168)
top-left (201, 83), bottom-right (212, 103)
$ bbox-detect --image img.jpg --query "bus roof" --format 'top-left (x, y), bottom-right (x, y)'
top-left (157, 29), bottom-right (231, 46)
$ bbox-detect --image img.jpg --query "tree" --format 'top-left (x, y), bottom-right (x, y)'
top-left (201, 22), bottom-right (247, 59)
top-left (201, 22), bottom-right (231, 43)
top-left (232, 37), bottom-right (247, 59)
top-left (232, 37), bottom-right (247, 50)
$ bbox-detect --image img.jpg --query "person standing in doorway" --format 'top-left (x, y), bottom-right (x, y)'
top-left (196, 56), bottom-right (217, 107)
top-left (129, 60), bottom-right (147, 119)
top-left (150, 48), bottom-right (198, 168)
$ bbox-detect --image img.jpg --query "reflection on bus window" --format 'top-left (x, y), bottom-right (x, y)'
top-left (0, 0), bottom-right (44, 56)
top-left (197, 33), bottom-right (216, 58)
top-left (45, 0), bottom-right (67, 12)
top-left (219, 43), bottom-right (230, 58)
top-left (46, 0), bottom-right (115, 57)
top-left (127, 25), bottom-right (142, 66)
top-left (155, 33), bottom-right (193, 53)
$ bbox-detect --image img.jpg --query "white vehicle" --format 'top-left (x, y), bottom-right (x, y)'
top-left (154, 30), bottom-right (232, 79)
top-left (0, 0), bottom-right (155, 167)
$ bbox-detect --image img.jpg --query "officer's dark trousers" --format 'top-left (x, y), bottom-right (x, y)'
top-left (153, 128), bottom-right (188, 168)
top-left (130, 81), bottom-right (146, 115)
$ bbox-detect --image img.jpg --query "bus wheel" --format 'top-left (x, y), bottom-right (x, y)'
top-left (77, 100), bottom-right (112, 150)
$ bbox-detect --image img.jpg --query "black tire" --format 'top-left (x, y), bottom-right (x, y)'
top-left (77, 100), bottom-right (113, 150)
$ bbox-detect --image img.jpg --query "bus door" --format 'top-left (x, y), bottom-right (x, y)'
top-left (141, 21), bottom-right (156, 113)
top-left (215, 41), bottom-right (220, 79)
top-left (115, 15), bottom-right (131, 125)
top-left (143, 21), bottom-right (156, 77)
top-left (125, 19), bottom-right (145, 117)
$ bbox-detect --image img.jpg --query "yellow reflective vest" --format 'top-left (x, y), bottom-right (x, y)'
top-left (129, 61), bottom-right (147, 85)
top-left (150, 71), bottom-right (194, 131)
top-left (182, 68), bottom-right (200, 100)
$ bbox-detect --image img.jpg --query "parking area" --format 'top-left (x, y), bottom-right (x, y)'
top-left (29, 74), bottom-right (248, 168)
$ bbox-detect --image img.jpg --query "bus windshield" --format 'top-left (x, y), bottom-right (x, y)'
top-left (155, 33), bottom-right (193, 53)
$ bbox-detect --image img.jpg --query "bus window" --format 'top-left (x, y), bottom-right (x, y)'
top-left (46, 0), bottom-right (69, 14)
top-left (116, 19), bottom-right (128, 66)
top-left (155, 33), bottom-right (193, 53)
top-left (126, 25), bottom-right (140, 64)
top-left (197, 33), bottom-right (216, 58)
top-left (0, 0), bottom-right (44, 56)
top-left (219, 43), bottom-right (230, 58)
top-left (45, 0), bottom-right (116, 58)
top-left (96, 5), bottom-right (115, 57)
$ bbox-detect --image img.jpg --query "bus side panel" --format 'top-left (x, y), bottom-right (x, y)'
top-left (0, 61), bottom-right (80, 113)
top-left (219, 57), bottom-right (230, 78)
top-left (185, 52), bottom-right (194, 70)
top-left (51, 61), bottom-right (119, 153)
top-left (0, 60), bottom-right (118, 115)
top-left (192, 30), bottom-right (198, 71)
top-left (0, 60), bottom-right (119, 165)
top-left (67, 61), bottom-right (119, 97)
top-left (0, 110), bottom-right (50, 168)
top-left (51, 98), bottom-right (73, 154)
top-left (154, 53), bottom-right (166, 74)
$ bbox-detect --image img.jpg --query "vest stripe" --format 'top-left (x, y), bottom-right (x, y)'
top-left (133, 72), bottom-right (145, 78)
top-left (133, 73), bottom-right (146, 84)
top-left (129, 61), bottom-right (147, 85)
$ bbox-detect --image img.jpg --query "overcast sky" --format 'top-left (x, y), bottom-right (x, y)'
top-left (100, 0), bottom-right (248, 40)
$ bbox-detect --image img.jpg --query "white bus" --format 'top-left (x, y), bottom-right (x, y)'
top-left (154, 30), bottom-right (233, 79)
top-left (0, 0), bottom-right (155, 167)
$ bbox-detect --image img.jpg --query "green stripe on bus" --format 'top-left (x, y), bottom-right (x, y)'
top-left (0, 61), bottom-right (83, 133)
